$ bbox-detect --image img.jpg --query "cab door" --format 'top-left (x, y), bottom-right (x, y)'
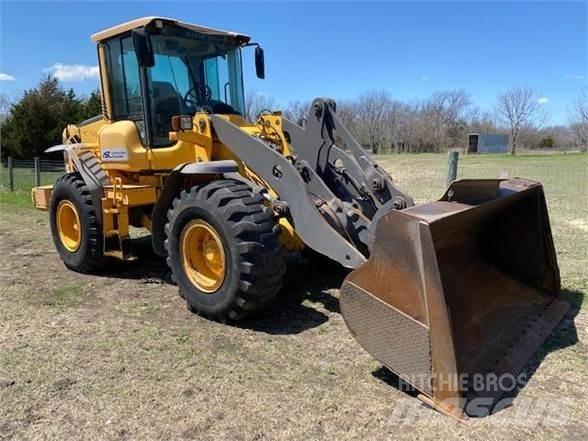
top-left (97, 33), bottom-right (150, 171)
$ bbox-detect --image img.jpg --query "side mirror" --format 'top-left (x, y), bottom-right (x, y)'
top-left (255, 46), bottom-right (265, 79)
top-left (132, 28), bottom-right (155, 68)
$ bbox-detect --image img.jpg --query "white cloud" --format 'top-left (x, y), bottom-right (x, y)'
top-left (43, 63), bottom-right (99, 81)
top-left (0, 73), bottom-right (16, 81)
top-left (538, 97), bottom-right (549, 104)
top-left (564, 74), bottom-right (584, 80)
top-left (420, 74), bottom-right (429, 81)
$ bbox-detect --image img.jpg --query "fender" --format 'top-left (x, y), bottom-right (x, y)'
top-left (151, 160), bottom-right (239, 256)
top-left (45, 144), bottom-right (110, 223)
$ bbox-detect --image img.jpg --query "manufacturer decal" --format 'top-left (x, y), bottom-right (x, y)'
top-left (101, 147), bottom-right (128, 161)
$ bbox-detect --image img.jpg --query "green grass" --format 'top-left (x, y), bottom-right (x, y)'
top-left (0, 166), bottom-right (62, 209)
top-left (378, 152), bottom-right (588, 288)
top-left (0, 166), bottom-right (62, 210)
top-left (0, 190), bottom-right (33, 208)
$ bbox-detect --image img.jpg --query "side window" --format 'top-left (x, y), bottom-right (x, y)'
top-left (106, 36), bottom-right (143, 120)
top-left (204, 57), bottom-right (220, 99)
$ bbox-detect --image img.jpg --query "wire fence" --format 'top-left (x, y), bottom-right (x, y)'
top-left (0, 158), bottom-right (65, 192)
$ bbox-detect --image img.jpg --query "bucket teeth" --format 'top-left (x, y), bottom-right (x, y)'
top-left (340, 178), bottom-right (569, 418)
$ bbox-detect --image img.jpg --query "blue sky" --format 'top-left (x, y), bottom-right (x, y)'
top-left (0, 1), bottom-right (586, 124)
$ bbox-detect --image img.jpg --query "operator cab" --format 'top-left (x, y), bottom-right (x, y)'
top-left (92, 17), bottom-right (264, 147)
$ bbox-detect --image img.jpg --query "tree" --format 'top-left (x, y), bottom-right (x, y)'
top-left (283, 100), bottom-right (311, 125)
top-left (1, 77), bottom-right (84, 158)
top-left (424, 89), bottom-right (471, 150)
top-left (494, 86), bottom-right (544, 155)
top-left (467, 107), bottom-right (498, 134)
top-left (79, 89), bottom-right (103, 120)
top-left (354, 90), bottom-right (393, 154)
top-left (244, 91), bottom-right (277, 122)
top-left (569, 87), bottom-right (588, 151)
top-left (538, 137), bottom-right (555, 148)
top-left (0, 93), bottom-right (11, 124)
top-left (388, 101), bottom-right (427, 153)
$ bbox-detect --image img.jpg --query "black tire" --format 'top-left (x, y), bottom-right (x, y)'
top-left (49, 172), bottom-right (105, 272)
top-left (165, 179), bottom-right (286, 321)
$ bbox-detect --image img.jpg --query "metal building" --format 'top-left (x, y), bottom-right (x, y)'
top-left (467, 133), bottom-right (509, 154)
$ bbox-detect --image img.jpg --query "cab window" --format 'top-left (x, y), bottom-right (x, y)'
top-left (148, 52), bottom-right (192, 145)
top-left (105, 35), bottom-right (143, 120)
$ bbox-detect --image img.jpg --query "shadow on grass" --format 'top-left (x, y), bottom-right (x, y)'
top-left (370, 288), bottom-right (583, 418)
top-left (95, 236), bottom-right (173, 282)
top-left (238, 256), bottom-right (348, 334)
top-left (95, 236), bottom-right (348, 334)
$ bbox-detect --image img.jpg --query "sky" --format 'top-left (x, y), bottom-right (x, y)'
top-left (0, 0), bottom-right (586, 124)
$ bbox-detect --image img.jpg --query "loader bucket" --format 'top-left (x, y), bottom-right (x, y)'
top-left (340, 178), bottom-right (569, 420)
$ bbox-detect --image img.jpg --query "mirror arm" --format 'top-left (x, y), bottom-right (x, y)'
top-left (244, 42), bottom-right (265, 79)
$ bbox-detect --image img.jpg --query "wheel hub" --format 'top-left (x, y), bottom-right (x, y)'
top-left (56, 200), bottom-right (81, 252)
top-left (180, 219), bottom-right (226, 293)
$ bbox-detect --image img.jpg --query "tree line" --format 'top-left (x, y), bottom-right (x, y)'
top-left (1, 77), bottom-right (586, 159)
top-left (0, 77), bottom-right (102, 159)
top-left (247, 87), bottom-right (588, 155)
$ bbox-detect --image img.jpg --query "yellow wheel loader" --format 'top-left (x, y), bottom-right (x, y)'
top-left (32, 17), bottom-right (569, 420)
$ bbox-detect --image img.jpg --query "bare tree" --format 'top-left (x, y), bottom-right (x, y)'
top-left (236, 86), bottom-right (581, 155)
top-left (426, 90), bottom-right (471, 124)
top-left (244, 91), bottom-right (277, 122)
top-left (0, 93), bottom-right (11, 124)
top-left (572, 87), bottom-right (588, 121)
top-left (494, 86), bottom-right (544, 154)
top-left (354, 90), bottom-right (393, 154)
top-left (423, 90), bottom-right (472, 150)
top-left (467, 106), bottom-right (498, 134)
top-left (569, 87), bottom-right (588, 151)
top-left (334, 99), bottom-right (358, 129)
top-left (283, 100), bottom-right (311, 125)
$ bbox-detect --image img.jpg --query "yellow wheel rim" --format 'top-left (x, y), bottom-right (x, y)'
top-left (180, 219), bottom-right (226, 293)
top-left (56, 200), bottom-right (81, 252)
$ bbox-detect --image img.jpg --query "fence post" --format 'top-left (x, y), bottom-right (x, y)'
top-left (447, 150), bottom-right (459, 186)
top-left (34, 157), bottom-right (41, 187)
top-left (8, 156), bottom-right (14, 191)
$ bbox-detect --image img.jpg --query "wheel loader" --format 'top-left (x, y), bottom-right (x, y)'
top-left (32, 17), bottom-right (569, 420)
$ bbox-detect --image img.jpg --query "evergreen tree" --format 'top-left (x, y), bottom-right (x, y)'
top-left (0, 77), bottom-right (99, 158)
top-left (79, 89), bottom-right (103, 121)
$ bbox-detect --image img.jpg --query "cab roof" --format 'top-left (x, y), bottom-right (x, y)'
top-left (90, 16), bottom-right (251, 44)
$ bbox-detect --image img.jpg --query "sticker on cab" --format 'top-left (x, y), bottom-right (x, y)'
top-left (101, 147), bottom-right (128, 161)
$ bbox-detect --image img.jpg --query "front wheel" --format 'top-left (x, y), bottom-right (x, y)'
top-left (49, 173), bottom-right (105, 272)
top-left (165, 179), bottom-right (286, 321)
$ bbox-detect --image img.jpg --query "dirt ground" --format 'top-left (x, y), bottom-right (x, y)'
top-left (1, 154), bottom-right (587, 440)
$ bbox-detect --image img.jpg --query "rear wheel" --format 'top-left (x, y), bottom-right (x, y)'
top-left (49, 173), bottom-right (105, 272)
top-left (165, 179), bottom-right (286, 321)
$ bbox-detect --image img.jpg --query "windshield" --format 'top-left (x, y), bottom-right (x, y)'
top-left (147, 26), bottom-right (245, 145)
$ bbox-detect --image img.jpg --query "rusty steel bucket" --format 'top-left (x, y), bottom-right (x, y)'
top-left (340, 178), bottom-right (569, 420)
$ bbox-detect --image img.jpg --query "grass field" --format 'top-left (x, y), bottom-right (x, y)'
top-left (0, 153), bottom-right (586, 440)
